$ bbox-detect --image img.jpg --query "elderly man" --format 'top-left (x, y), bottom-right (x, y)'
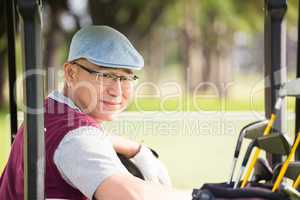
top-left (0, 26), bottom-right (200, 200)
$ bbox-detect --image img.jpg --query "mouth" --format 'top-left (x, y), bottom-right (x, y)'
top-left (100, 100), bottom-right (122, 108)
top-left (101, 100), bottom-right (121, 105)
top-left (98, 100), bottom-right (126, 113)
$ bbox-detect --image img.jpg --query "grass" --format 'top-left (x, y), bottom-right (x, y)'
top-left (127, 96), bottom-right (296, 112)
top-left (126, 70), bottom-right (297, 112)
top-left (127, 97), bottom-right (265, 112)
top-left (0, 96), bottom-right (297, 189)
top-left (0, 112), bottom-right (10, 174)
top-left (103, 112), bottom-right (297, 189)
top-left (1, 111), bottom-right (253, 188)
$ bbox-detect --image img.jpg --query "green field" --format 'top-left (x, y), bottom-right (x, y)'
top-left (0, 110), bottom-right (296, 189)
top-left (103, 111), bottom-right (296, 189)
top-left (0, 112), bottom-right (10, 174)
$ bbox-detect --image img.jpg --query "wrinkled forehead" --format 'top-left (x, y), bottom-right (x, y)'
top-left (76, 58), bottom-right (133, 75)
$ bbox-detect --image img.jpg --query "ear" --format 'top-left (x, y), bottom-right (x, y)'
top-left (64, 62), bottom-right (78, 86)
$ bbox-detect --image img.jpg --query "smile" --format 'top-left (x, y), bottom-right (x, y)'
top-left (101, 100), bottom-right (121, 106)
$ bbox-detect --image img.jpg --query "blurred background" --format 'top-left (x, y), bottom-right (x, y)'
top-left (0, 0), bottom-right (300, 189)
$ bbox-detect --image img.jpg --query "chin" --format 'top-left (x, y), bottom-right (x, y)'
top-left (93, 112), bottom-right (117, 122)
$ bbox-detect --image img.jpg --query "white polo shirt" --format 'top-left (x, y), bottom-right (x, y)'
top-left (49, 90), bottom-right (129, 200)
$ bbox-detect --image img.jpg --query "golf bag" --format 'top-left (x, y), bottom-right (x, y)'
top-left (118, 151), bottom-right (292, 200)
top-left (196, 182), bottom-right (290, 200)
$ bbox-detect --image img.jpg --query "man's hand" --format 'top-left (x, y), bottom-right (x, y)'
top-left (108, 134), bottom-right (141, 158)
top-left (106, 134), bottom-right (171, 186)
top-left (130, 145), bottom-right (172, 186)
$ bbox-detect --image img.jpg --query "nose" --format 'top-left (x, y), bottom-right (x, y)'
top-left (107, 79), bottom-right (122, 97)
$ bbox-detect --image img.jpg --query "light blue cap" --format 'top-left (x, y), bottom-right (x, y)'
top-left (68, 25), bottom-right (144, 70)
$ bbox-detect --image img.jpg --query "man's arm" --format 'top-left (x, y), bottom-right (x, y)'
top-left (54, 126), bottom-right (131, 199)
top-left (108, 134), bottom-right (141, 158)
top-left (107, 134), bottom-right (172, 186)
top-left (94, 173), bottom-right (192, 200)
top-left (54, 127), bottom-right (184, 199)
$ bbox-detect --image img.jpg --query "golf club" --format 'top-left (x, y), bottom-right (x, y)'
top-left (235, 132), bottom-right (290, 188)
top-left (228, 120), bottom-right (268, 184)
top-left (244, 121), bottom-right (269, 139)
top-left (251, 134), bottom-right (291, 183)
top-left (234, 140), bottom-right (256, 188)
top-left (254, 133), bottom-right (291, 155)
top-left (251, 158), bottom-right (273, 183)
top-left (273, 162), bottom-right (300, 182)
top-left (272, 132), bottom-right (300, 191)
top-left (240, 113), bottom-right (278, 188)
top-left (240, 82), bottom-right (289, 188)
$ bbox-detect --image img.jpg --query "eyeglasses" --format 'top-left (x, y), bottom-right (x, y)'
top-left (71, 61), bottom-right (139, 89)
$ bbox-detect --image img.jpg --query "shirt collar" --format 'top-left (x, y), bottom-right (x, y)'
top-left (48, 90), bottom-right (105, 130)
top-left (48, 90), bottom-right (82, 112)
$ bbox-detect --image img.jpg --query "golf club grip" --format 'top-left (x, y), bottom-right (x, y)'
top-left (234, 140), bottom-right (243, 158)
top-left (242, 141), bottom-right (256, 167)
top-left (234, 129), bottom-right (249, 158)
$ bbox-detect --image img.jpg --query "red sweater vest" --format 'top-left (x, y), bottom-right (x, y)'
top-left (0, 98), bottom-right (100, 199)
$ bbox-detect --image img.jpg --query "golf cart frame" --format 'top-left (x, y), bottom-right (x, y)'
top-left (5, 0), bottom-right (44, 199)
top-left (3, 0), bottom-right (300, 199)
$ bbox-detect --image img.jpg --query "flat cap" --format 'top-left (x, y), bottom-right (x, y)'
top-left (68, 25), bottom-right (144, 70)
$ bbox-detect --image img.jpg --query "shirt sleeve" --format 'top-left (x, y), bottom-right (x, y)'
top-left (53, 126), bottom-right (130, 200)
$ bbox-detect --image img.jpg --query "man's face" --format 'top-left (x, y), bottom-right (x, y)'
top-left (64, 59), bottom-right (135, 121)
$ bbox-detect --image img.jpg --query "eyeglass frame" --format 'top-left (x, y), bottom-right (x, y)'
top-left (70, 61), bottom-right (139, 87)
